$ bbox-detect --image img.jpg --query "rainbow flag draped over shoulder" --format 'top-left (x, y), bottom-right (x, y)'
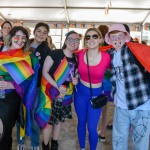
top-left (0, 49), bottom-right (34, 84)
top-left (35, 77), bottom-right (59, 128)
top-left (0, 49), bottom-right (39, 138)
top-left (54, 57), bottom-right (70, 86)
top-left (126, 42), bottom-right (150, 73)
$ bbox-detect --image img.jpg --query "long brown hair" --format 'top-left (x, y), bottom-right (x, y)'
top-left (5, 26), bottom-right (29, 52)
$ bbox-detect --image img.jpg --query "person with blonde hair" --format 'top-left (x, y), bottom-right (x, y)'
top-left (74, 28), bottom-right (110, 150)
top-left (46, 35), bottom-right (56, 50)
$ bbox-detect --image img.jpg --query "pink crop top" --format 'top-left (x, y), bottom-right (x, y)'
top-left (78, 50), bottom-right (111, 84)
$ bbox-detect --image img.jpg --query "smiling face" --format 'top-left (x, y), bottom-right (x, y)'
top-left (11, 30), bottom-right (27, 49)
top-left (1, 23), bottom-right (12, 37)
top-left (85, 30), bottom-right (102, 49)
top-left (65, 33), bottom-right (80, 51)
top-left (109, 31), bottom-right (126, 50)
top-left (34, 26), bottom-right (48, 44)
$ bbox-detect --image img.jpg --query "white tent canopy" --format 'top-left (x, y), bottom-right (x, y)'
top-left (0, 0), bottom-right (150, 25)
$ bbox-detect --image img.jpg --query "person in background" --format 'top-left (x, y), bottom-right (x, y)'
top-left (141, 40), bottom-right (147, 45)
top-left (24, 27), bottom-right (31, 38)
top-left (17, 22), bottom-right (51, 150)
top-left (133, 37), bottom-right (140, 43)
top-left (79, 33), bottom-right (84, 49)
top-left (105, 24), bottom-right (150, 150)
top-left (0, 21), bottom-right (12, 51)
top-left (46, 35), bottom-right (56, 50)
top-left (41, 30), bottom-right (79, 150)
top-left (74, 28), bottom-right (110, 150)
top-left (97, 25), bottom-right (113, 142)
top-left (0, 26), bottom-right (35, 150)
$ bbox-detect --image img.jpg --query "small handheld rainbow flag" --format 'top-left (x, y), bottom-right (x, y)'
top-left (3, 60), bottom-right (34, 84)
top-left (0, 49), bottom-right (34, 85)
top-left (54, 57), bottom-right (70, 86)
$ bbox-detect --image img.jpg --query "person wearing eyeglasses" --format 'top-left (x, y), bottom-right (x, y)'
top-left (105, 24), bottom-right (150, 150)
top-left (40, 30), bottom-right (79, 150)
top-left (74, 28), bottom-right (111, 150)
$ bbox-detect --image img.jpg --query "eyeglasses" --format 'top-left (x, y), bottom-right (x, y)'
top-left (66, 38), bottom-right (80, 43)
top-left (85, 34), bottom-right (99, 40)
top-left (110, 34), bottom-right (125, 41)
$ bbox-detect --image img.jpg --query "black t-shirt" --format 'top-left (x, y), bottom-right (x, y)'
top-left (49, 49), bottom-right (77, 86)
top-left (31, 41), bottom-right (51, 87)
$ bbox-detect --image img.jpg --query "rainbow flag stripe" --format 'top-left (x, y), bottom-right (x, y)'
top-left (0, 49), bottom-right (34, 84)
top-left (35, 77), bottom-right (54, 128)
top-left (3, 60), bottom-right (34, 84)
top-left (54, 57), bottom-right (70, 86)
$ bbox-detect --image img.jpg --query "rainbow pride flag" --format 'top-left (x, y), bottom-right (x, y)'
top-left (35, 77), bottom-right (59, 128)
top-left (0, 49), bottom-right (34, 84)
top-left (0, 49), bottom-right (39, 137)
top-left (3, 60), bottom-right (34, 84)
top-left (62, 82), bottom-right (74, 106)
top-left (54, 57), bottom-right (70, 86)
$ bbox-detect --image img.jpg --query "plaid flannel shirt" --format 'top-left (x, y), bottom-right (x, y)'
top-left (108, 44), bottom-right (150, 110)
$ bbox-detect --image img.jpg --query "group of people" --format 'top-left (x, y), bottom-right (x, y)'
top-left (0, 20), bottom-right (150, 150)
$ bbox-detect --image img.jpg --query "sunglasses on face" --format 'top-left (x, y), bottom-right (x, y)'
top-left (66, 38), bottom-right (80, 43)
top-left (110, 34), bottom-right (125, 41)
top-left (85, 34), bottom-right (99, 40)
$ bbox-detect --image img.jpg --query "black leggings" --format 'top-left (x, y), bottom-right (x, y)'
top-left (0, 91), bottom-right (20, 150)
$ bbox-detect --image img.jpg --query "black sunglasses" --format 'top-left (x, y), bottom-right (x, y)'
top-left (85, 34), bottom-right (99, 40)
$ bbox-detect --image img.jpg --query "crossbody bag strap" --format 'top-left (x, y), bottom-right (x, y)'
top-left (86, 51), bottom-right (93, 97)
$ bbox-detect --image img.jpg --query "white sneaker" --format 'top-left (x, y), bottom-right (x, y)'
top-left (31, 146), bottom-right (40, 150)
top-left (17, 144), bottom-right (26, 150)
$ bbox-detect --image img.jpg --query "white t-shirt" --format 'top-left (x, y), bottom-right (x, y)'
top-left (113, 49), bottom-right (150, 110)
top-left (113, 49), bottom-right (127, 109)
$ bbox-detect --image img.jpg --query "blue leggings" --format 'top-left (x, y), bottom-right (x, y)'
top-left (74, 82), bottom-right (102, 150)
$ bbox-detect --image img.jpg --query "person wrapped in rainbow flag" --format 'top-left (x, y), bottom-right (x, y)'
top-left (35, 30), bottom-right (79, 150)
top-left (0, 26), bottom-right (39, 150)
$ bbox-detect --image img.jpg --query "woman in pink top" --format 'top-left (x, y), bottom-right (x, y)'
top-left (74, 28), bottom-right (110, 150)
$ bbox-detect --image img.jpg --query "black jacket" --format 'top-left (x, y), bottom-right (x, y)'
top-left (32, 41), bottom-right (51, 87)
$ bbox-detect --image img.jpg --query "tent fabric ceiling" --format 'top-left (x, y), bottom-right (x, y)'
top-left (0, 0), bottom-right (150, 24)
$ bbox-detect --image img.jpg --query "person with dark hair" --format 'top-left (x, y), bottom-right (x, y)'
top-left (123, 24), bottom-right (135, 42)
top-left (97, 25), bottom-right (113, 142)
top-left (74, 28), bottom-right (110, 150)
top-left (0, 26), bottom-right (37, 150)
top-left (123, 24), bottom-right (130, 34)
top-left (17, 22), bottom-right (51, 150)
top-left (141, 40), bottom-right (147, 45)
top-left (97, 25), bottom-right (109, 46)
top-left (40, 30), bottom-right (79, 150)
top-left (0, 20), bottom-right (12, 51)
